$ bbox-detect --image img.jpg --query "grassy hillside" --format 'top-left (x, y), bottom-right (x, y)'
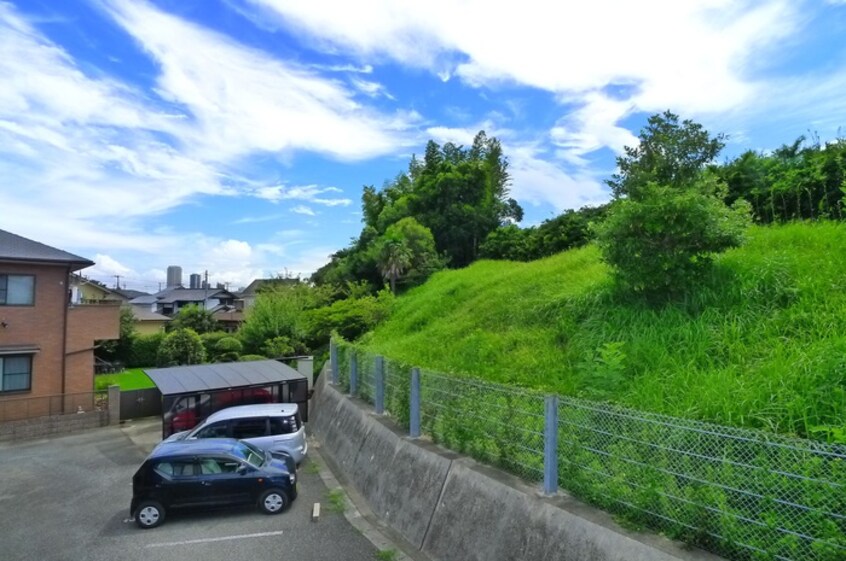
top-left (362, 221), bottom-right (846, 440)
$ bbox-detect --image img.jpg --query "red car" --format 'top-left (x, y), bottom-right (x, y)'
top-left (163, 387), bottom-right (272, 436)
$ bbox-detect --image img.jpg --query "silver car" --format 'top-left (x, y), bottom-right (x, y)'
top-left (161, 403), bottom-right (308, 464)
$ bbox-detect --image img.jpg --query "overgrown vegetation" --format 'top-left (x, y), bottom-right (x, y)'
top-left (595, 111), bottom-right (751, 296)
top-left (361, 221), bottom-right (846, 442)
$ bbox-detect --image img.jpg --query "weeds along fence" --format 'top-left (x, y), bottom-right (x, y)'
top-left (331, 339), bottom-right (846, 561)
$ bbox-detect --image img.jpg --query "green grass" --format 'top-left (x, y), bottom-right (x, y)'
top-left (94, 368), bottom-right (155, 391)
top-left (363, 221), bottom-right (846, 441)
top-left (325, 488), bottom-right (346, 513)
top-left (374, 549), bottom-right (399, 561)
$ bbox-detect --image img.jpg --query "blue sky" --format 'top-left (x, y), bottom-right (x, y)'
top-left (2, 0), bottom-right (846, 292)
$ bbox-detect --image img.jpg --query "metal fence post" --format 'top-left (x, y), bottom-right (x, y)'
top-left (410, 367), bottom-right (421, 438)
top-left (543, 395), bottom-right (559, 496)
top-left (349, 352), bottom-right (358, 396)
top-left (374, 355), bottom-right (385, 415)
top-left (330, 340), bottom-right (338, 385)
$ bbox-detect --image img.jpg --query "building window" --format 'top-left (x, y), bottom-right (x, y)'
top-left (0, 274), bottom-right (35, 305)
top-left (0, 355), bottom-right (32, 392)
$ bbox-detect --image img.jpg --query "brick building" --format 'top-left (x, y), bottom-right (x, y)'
top-left (0, 229), bottom-right (119, 419)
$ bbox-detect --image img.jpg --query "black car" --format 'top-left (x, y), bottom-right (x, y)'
top-left (130, 438), bottom-right (297, 529)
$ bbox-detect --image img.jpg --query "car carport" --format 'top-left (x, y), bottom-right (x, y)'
top-left (144, 360), bottom-right (309, 437)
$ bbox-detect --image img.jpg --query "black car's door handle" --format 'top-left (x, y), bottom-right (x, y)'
top-left (201, 481), bottom-right (212, 486)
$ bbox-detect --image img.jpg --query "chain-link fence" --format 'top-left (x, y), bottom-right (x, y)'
top-left (556, 396), bottom-right (846, 561)
top-left (418, 368), bottom-right (545, 482)
top-left (330, 340), bottom-right (846, 561)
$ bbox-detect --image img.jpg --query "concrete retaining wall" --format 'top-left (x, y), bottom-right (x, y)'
top-left (311, 373), bottom-right (722, 561)
top-left (0, 410), bottom-right (110, 442)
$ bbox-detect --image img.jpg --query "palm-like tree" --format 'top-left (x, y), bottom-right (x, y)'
top-left (379, 238), bottom-right (413, 294)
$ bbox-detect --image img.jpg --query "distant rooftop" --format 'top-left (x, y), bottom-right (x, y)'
top-left (155, 287), bottom-right (235, 304)
top-left (0, 229), bottom-right (94, 270)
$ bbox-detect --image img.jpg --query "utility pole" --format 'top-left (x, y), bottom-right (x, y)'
top-left (113, 275), bottom-right (122, 289)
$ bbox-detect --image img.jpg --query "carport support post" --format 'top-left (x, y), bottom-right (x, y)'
top-left (409, 367), bottom-right (421, 438)
top-left (330, 340), bottom-right (339, 385)
top-left (349, 352), bottom-right (358, 396)
top-left (543, 395), bottom-right (559, 496)
top-left (374, 355), bottom-right (385, 415)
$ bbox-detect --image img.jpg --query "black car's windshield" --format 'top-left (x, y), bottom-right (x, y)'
top-left (232, 441), bottom-right (265, 467)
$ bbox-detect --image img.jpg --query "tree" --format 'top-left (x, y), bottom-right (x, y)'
top-left (156, 328), bottom-right (206, 366)
top-left (169, 304), bottom-right (218, 334)
top-left (96, 306), bottom-right (137, 366)
top-left (378, 236), bottom-right (414, 294)
top-left (311, 131), bottom-right (522, 288)
top-left (479, 224), bottom-right (534, 261)
top-left (607, 110), bottom-right (725, 198)
top-left (238, 283), bottom-right (320, 354)
top-left (596, 112), bottom-right (750, 296)
top-left (381, 217), bottom-right (444, 286)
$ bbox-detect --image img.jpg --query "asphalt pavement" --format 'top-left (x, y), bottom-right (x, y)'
top-left (0, 419), bottom-right (397, 561)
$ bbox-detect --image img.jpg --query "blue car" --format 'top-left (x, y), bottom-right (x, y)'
top-left (130, 438), bottom-right (297, 529)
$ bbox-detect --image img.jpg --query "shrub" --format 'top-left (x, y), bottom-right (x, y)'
top-left (595, 179), bottom-right (750, 296)
top-left (215, 336), bottom-right (243, 353)
top-left (200, 331), bottom-right (230, 359)
top-left (156, 328), bottom-right (206, 366)
top-left (128, 332), bottom-right (165, 367)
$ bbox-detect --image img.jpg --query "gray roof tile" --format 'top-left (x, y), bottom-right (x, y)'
top-left (0, 229), bottom-right (94, 270)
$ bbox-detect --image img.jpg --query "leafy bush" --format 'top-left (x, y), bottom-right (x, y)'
top-left (304, 290), bottom-right (394, 346)
top-left (594, 179), bottom-right (750, 296)
top-left (239, 354), bottom-right (267, 362)
top-left (168, 304), bottom-right (219, 334)
top-left (215, 336), bottom-right (242, 353)
top-left (156, 328), bottom-right (206, 366)
top-left (128, 332), bottom-right (165, 367)
top-left (200, 331), bottom-right (230, 359)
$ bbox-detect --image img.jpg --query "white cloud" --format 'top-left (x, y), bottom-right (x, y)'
top-left (350, 77), bottom-right (395, 99)
top-left (101, 0), bottom-right (418, 162)
top-left (249, 0), bottom-right (806, 160)
top-left (0, 0), bottom-right (423, 290)
top-left (550, 94), bottom-right (638, 165)
top-left (507, 143), bottom-right (609, 212)
top-left (424, 122), bottom-right (609, 212)
top-left (85, 254), bottom-right (137, 285)
top-left (291, 205), bottom-right (316, 216)
top-left (252, 183), bottom-right (351, 206)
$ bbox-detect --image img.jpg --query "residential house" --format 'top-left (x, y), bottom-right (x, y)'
top-left (130, 306), bottom-right (171, 335)
top-left (0, 229), bottom-right (120, 418)
top-left (237, 277), bottom-right (298, 310)
top-left (69, 274), bottom-right (124, 305)
top-left (70, 275), bottom-right (170, 335)
top-left (130, 286), bottom-right (240, 331)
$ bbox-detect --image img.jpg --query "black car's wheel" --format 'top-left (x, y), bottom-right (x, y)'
top-left (135, 500), bottom-right (165, 529)
top-left (258, 489), bottom-right (289, 514)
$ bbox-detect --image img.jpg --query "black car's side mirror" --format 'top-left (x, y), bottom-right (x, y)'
top-left (237, 464), bottom-right (249, 475)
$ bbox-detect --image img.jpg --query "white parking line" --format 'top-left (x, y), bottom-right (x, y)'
top-left (145, 530), bottom-right (285, 548)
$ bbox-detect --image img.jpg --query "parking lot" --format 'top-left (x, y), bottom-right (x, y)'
top-left (0, 422), bottom-right (381, 561)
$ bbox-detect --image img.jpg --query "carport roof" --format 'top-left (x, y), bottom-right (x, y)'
top-left (143, 359), bottom-right (304, 396)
